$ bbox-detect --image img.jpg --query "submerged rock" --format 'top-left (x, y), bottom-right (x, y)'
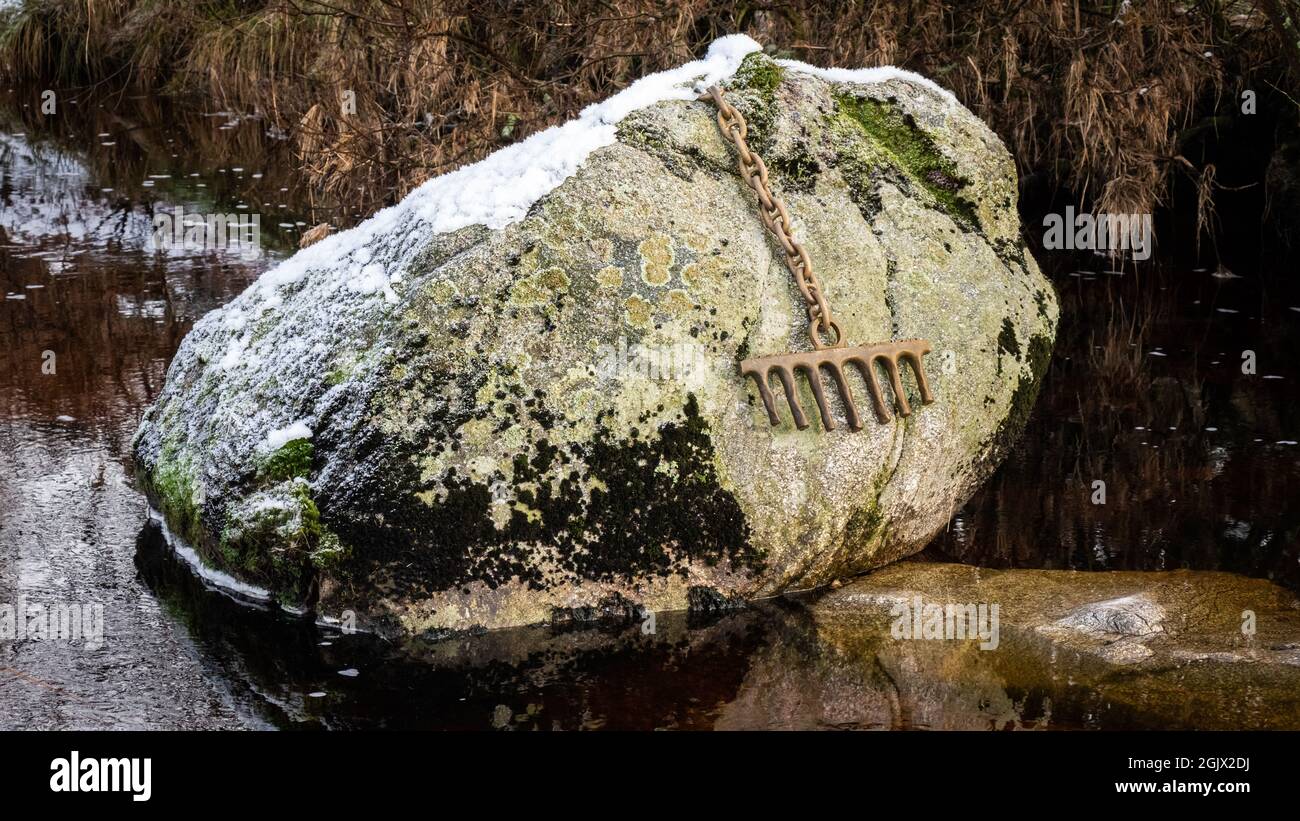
top-left (133, 37), bottom-right (1057, 634)
top-left (750, 562), bottom-right (1300, 729)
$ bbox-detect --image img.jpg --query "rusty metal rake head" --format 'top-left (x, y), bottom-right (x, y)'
top-left (702, 84), bottom-right (936, 432)
top-left (741, 338), bottom-right (935, 431)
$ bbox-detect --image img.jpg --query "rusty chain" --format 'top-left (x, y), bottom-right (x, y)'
top-left (702, 85), bottom-right (841, 349)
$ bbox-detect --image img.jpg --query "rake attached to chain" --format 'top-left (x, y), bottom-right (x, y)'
top-left (702, 85), bottom-right (935, 431)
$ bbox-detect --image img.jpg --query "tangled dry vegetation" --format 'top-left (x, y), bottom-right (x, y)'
top-left (3, 0), bottom-right (1297, 222)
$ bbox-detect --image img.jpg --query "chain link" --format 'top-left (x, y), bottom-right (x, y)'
top-left (702, 85), bottom-right (841, 349)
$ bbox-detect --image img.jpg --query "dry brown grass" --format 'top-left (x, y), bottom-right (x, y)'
top-left (3, 1), bottom-right (1294, 220)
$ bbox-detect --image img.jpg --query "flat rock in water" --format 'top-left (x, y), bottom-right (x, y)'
top-left (727, 563), bottom-right (1300, 729)
top-left (133, 38), bottom-right (1058, 635)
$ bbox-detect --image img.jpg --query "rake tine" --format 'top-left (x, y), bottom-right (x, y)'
top-left (796, 363), bottom-right (837, 432)
top-left (876, 354), bottom-right (911, 416)
top-left (707, 86), bottom-right (936, 436)
top-left (823, 362), bottom-right (862, 431)
top-left (773, 366), bottom-right (810, 430)
top-left (899, 349), bottom-right (935, 404)
top-left (741, 341), bottom-right (933, 431)
top-left (849, 358), bottom-right (892, 423)
top-left (744, 364), bottom-right (783, 426)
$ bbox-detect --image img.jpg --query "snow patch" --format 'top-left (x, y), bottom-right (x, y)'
top-left (264, 420), bottom-right (313, 450)
top-left (218, 334), bottom-right (249, 370)
top-left (348, 263), bottom-right (389, 295)
top-left (242, 35), bottom-right (763, 305)
top-left (776, 59), bottom-right (959, 106)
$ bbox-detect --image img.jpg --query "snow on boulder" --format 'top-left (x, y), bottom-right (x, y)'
top-left (133, 36), bottom-right (1057, 636)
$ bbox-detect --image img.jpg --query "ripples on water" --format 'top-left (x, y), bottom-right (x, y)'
top-left (0, 89), bottom-right (303, 728)
top-left (1, 85), bottom-right (1297, 729)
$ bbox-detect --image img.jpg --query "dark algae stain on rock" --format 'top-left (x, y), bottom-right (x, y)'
top-left (579, 396), bottom-right (761, 581)
top-left (996, 317), bottom-right (1020, 375)
top-left (312, 362), bottom-right (505, 598)
top-left (844, 494), bottom-right (887, 549)
top-left (318, 392), bottom-right (760, 608)
top-left (997, 319), bottom-right (1021, 359)
top-left (687, 584), bottom-right (747, 614)
top-left (548, 591), bottom-right (648, 629)
top-left (767, 141), bottom-right (822, 194)
top-left (986, 331), bottom-right (1054, 460)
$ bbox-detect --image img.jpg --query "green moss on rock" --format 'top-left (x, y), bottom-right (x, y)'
top-left (147, 452), bottom-right (202, 546)
top-left (260, 438), bottom-right (314, 482)
top-left (726, 52), bottom-right (785, 148)
top-left (217, 479), bottom-right (342, 607)
top-left (732, 51), bottom-right (784, 96)
top-left (835, 93), bottom-right (979, 229)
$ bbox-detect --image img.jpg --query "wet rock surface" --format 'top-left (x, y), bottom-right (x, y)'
top-left (790, 562), bottom-right (1300, 729)
top-left (133, 47), bottom-right (1057, 635)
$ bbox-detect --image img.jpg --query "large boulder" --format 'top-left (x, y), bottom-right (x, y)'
top-left (132, 36), bottom-right (1058, 635)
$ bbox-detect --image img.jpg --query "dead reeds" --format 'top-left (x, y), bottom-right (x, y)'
top-left (2, 1), bottom-right (1293, 228)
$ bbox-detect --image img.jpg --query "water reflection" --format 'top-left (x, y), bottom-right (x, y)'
top-left (0, 90), bottom-right (307, 435)
top-left (137, 517), bottom-right (1066, 731)
top-left (137, 519), bottom-right (1300, 730)
top-left (135, 519), bottom-right (774, 730)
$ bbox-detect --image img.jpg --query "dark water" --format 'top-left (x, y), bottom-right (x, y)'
top-left (925, 258), bottom-right (1300, 590)
top-left (2, 85), bottom-right (1296, 730)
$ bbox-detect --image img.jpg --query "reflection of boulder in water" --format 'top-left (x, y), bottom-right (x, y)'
top-left (135, 518), bottom-right (770, 729)
top-left (134, 519), bottom-right (338, 728)
top-left (716, 606), bottom-right (1030, 730)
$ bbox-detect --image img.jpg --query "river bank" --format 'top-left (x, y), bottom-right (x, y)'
top-left (5, 0), bottom-right (1298, 244)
